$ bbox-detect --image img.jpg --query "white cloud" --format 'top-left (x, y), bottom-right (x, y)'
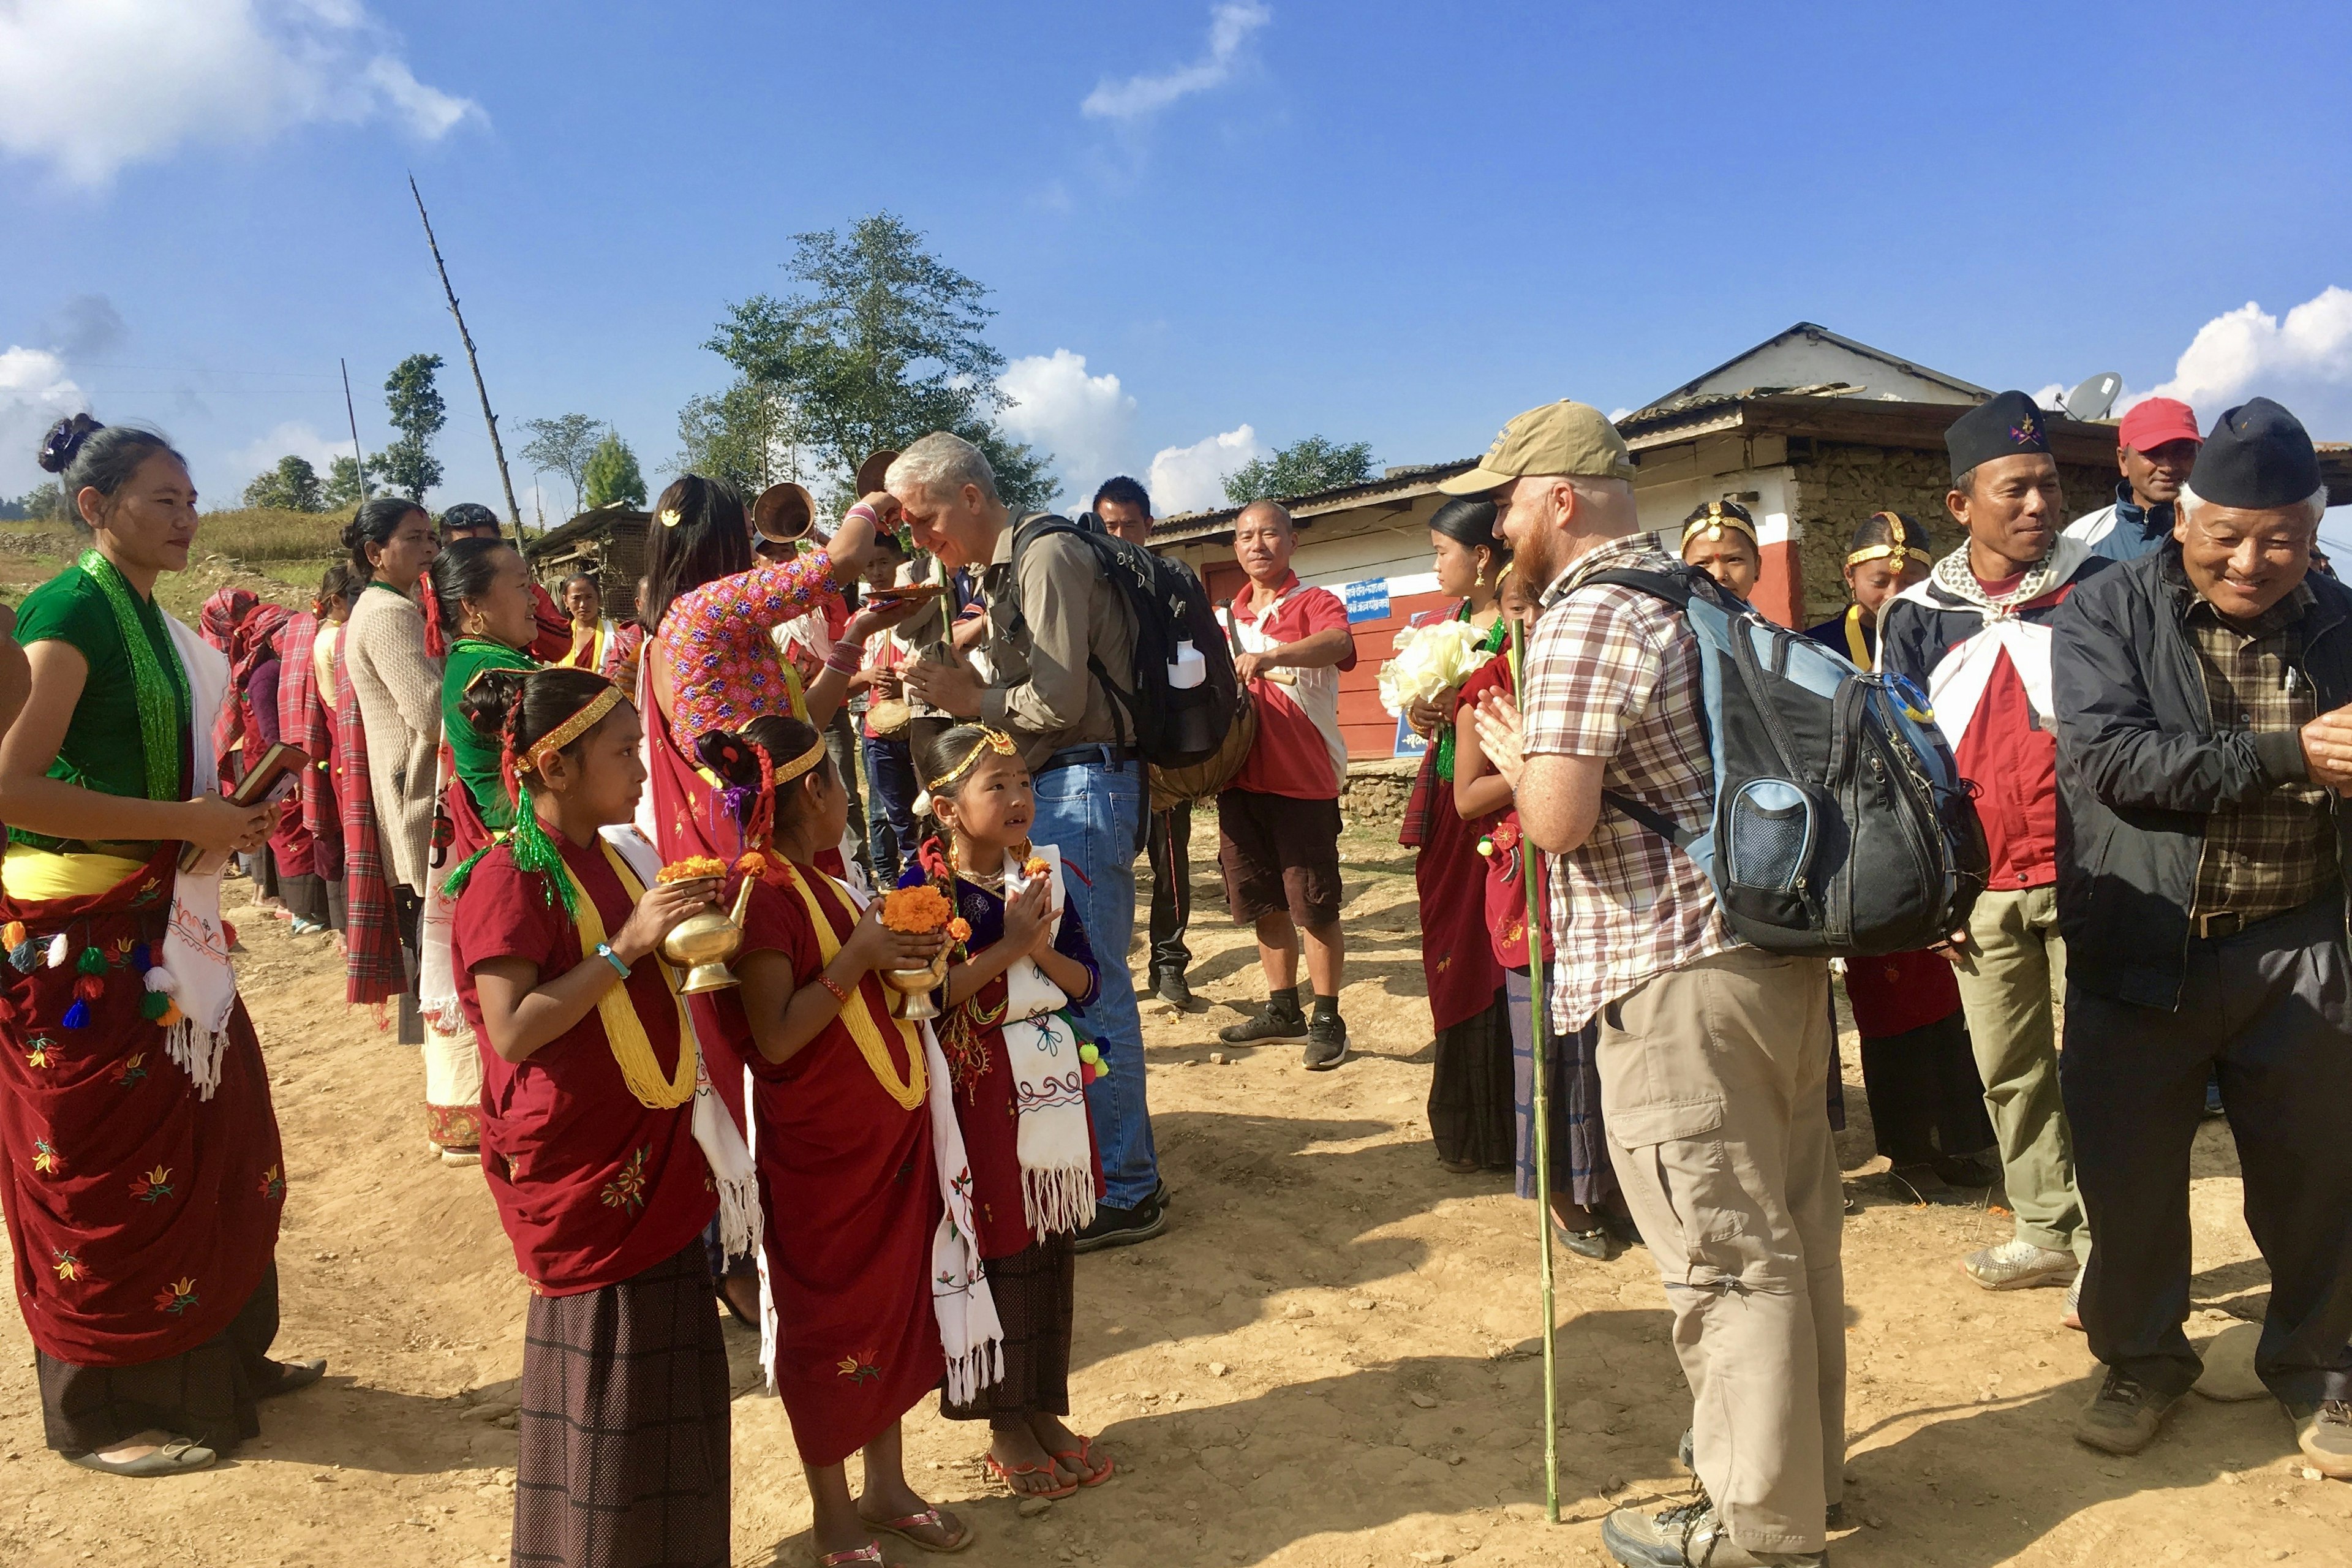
top-left (1082, 1), bottom-right (1271, 123)
top-left (0, 0), bottom-right (481, 186)
top-left (997, 350), bottom-right (1138, 502)
top-left (2032, 383), bottom-right (2067, 411)
top-left (0, 347), bottom-right (88, 491)
top-left (228, 420), bottom-right (345, 490)
top-left (2136, 285), bottom-right (2352, 435)
top-left (1148, 424), bottom-right (1267, 516)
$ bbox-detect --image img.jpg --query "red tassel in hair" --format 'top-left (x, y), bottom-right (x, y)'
top-left (420, 581), bottom-right (447, 657)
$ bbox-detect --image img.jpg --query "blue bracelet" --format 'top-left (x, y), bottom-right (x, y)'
top-left (595, 941), bottom-right (631, 979)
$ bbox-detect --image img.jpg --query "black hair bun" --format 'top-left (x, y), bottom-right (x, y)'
top-left (37, 413), bottom-right (101, 475)
top-left (457, 665), bottom-right (530, 739)
top-left (695, 729), bottom-right (760, 788)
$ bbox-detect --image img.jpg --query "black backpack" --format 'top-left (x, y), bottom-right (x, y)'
top-left (1005, 512), bottom-right (1242, 768)
top-left (1580, 564), bottom-right (1989, 957)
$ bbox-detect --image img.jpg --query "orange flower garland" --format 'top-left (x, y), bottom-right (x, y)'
top-left (657, 855), bottom-right (727, 883)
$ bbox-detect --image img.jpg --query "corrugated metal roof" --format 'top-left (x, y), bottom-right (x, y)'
top-left (1150, 459), bottom-right (1479, 544)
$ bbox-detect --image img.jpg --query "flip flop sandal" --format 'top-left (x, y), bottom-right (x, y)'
top-left (861, 1505), bottom-right (973, 1553)
top-left (1048, 1434), bottom-right (1116, 1487)
top-left (68, 1436), bottom-right (216, 1477)
top-left (816, 1545), bottom-right (884, 1567)
top-left (982, 1451), bottom-right (1077, 1500)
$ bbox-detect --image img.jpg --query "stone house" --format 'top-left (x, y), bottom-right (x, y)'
top-left (1152, 322), bottom-right (2352, 780)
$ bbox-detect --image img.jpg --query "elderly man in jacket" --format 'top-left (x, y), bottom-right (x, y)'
top-left (2051, 398), bottom-right (2352, 1475)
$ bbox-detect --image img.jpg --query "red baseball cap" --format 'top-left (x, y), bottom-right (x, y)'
top-left (2117, 397), bottom-right (2201, 453)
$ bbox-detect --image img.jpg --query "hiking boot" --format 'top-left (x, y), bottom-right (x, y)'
top-left (1602, 1496), bottom-right (1822, 1568)
top-left (2285, 1398), bottom-right (2352, 1480)
top-left (1151, 966), bottom-right (1196, 1009)
top-left (1218, 999), bottom-right (1308, 1047)
top-left (2073, 1367), bottom-right (2180, 1455)
top-left (1963, 1239), bottom-right (2076, 1291)
top-left (1071, 1188), bottom-right (1168, 1254)
top-left (1302, 1012), bottom-right (1349, 1071)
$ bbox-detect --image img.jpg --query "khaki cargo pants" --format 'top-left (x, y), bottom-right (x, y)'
top-left (1597, 948), bottom-right (1844, 1556)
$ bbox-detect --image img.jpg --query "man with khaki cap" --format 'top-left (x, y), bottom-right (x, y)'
top-left (1467, 401), bottom-right (1844, 1568)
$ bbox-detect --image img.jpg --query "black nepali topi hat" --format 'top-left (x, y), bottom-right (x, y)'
top-left (1947, 390), bottom-right (2052, 482)
top-left (2187, 397), bottom-right (2323, 510)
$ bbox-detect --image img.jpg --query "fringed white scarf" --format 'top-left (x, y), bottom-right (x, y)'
top-left (599, 827), bottom-right (762, 1264)
top-left (1885, 537), bottom-right (2094, 744)
top-left (997, 846), bottom-right (1097, 1237)
top-left (418, 748), bottom-right (467, 1033)
top-left (153, 618), bottom-right (239, 1099)
top-left (756, 871), bottom-right (1003, 1402)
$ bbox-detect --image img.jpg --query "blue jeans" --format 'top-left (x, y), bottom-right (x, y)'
top-left (862, 734), bottom-right (920, 887)
top-left (1032, 755), bottom-right (1157, 1209)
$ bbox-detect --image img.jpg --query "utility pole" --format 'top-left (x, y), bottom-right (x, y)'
top-left (409, 173), bottom-right (523, 533)
top-left (341, 358), bottom-right (371, 502)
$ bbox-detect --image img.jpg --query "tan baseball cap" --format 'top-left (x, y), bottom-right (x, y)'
top-left (1437, 399), bottom-right (1637, 494)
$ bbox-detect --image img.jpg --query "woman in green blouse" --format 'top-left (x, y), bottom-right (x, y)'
top-left (0, 415), bottom-right (317, 1478)
top-left (428, 535), bottom-right (545, 835)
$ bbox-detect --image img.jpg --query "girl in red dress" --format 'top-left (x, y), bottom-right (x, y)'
top-left (695, 714), bottom-right (981, 1567)
top-left (912, 723), bottom-right (1115, 1498)
top-left (446, 665), bottom-right (734, 1568)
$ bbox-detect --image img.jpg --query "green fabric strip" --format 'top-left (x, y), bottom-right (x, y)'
top-left (74, 550), bottom-right (191, 802)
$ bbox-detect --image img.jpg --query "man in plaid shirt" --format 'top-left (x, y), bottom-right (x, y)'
top-left (1464, 401), bottom-right (1843, 1568)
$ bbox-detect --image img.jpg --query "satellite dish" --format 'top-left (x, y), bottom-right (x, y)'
top-left (2060, 372), bottom-right (2123, 422)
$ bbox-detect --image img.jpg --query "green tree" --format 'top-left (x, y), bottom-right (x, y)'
top-left (17, 481), bottom-right (66, 522)
top-left (377, 353), bottom-right (447, 501)
top-left (1223, 436), bottom-right (1379, 505)
top-left (704, 211), bottom-right (1055, 511)
top-left (322, 454), bottom-right (375, 510)
top-left (243, 454), bottom-right (325, 512)
top-left (519, 413), bottom-right (606, 514)
top-left (673, 379), bottom-right (798, 495)
top-left (582, 432), bottom-right (647, 508)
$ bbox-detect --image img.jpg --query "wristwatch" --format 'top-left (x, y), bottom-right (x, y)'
top-left (595, 941), bottom-right (631, 979)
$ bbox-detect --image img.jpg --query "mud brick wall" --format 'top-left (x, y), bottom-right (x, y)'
top-left (1788, 442), bottom-right (2117, 625)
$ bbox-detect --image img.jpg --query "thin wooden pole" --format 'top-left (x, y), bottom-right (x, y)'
top-left (409, 174), bottom-right (522, 533)
top-left (1511, 613), bottom-right (1561, 1525)
top-left (340, 358), bottom-right (370, 502)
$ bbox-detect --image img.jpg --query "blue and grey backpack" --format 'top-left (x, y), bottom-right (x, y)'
top-left (1581, 564), bottom-right (1988, 958)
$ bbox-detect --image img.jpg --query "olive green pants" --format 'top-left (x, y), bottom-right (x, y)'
top-left (1948, 885), bottom-right (2089, 1261)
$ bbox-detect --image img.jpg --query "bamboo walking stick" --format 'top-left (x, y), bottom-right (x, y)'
top-left (1508, 612), bottom-right (1561, 1525)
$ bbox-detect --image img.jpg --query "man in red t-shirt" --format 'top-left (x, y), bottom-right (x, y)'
top-left (1215, 500), bottom-right (1360, 1068)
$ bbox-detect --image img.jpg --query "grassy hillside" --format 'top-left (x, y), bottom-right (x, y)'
top-left (0, 508), bottom-right (345, 621)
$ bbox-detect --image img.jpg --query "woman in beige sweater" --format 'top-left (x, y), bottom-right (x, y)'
top-left (339, 499), bottom-right (481, 1160)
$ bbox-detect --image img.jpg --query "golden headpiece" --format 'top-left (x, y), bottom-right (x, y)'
top-left (924, 727), bottom-right (1019, 793)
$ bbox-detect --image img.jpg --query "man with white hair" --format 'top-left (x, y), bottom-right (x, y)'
top-left (2051, 398), bottom-right (2352, 1472)
top-left (893, 432), bottom-right (1167, 1250)
top-left (1465, 401), bottom-right (1844, 1568)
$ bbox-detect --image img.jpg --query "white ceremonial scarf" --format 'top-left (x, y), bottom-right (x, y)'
top-left (755, 870), bottom-right (1003, 1403)
top-left (996, 846), bottom-right (1096, 1237)
top-left (153, 617), bottom-right (239, 1099)
top-left (1880, 536), bottom-right (2093, 746)
top-left (597, 826), bottom-right (764, 1264)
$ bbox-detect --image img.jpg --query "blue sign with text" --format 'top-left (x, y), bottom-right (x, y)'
top-left (1343, 578), bottom-right (1391, 623)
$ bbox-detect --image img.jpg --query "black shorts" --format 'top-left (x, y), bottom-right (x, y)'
top-left (1217, 788), bottom-right (1344, 928)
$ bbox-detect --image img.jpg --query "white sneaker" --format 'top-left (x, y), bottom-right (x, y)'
top-left (1964, 1239), bottom-right (2077, 1290)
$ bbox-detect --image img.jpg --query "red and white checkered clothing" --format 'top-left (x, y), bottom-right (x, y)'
top-left (1521, 535), bottom-right (1733, 1032)
top-left (1230, 573), bottom-right (1358, 800)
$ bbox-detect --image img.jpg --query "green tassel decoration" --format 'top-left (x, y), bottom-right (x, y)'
top-left (500, 780), bottom-right (579, 924)
top-left (139, 989), bottom-right (170, 1021)
top-left (76, 945), bottom-right (107, 976)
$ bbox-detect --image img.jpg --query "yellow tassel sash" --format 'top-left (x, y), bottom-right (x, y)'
top-left (777, 863), bottom-right (927, 1110)
top-left (562, 841), bottom-right (698, 1110)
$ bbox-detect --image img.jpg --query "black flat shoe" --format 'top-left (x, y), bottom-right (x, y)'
top-left (260, 1357), bottom-right (328, 1399)
top-left (1555, 1222), bottom-right (1613, 1261)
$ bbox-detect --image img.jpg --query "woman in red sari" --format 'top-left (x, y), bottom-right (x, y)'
top-left (696, 714), bottom-right (981, 1567)
top-left (273, 565), bottom-right (352, 938)
top-left (1396, 496), bottom-right (1515, 1173)
top-left (448, 665), bottom-right (732, 1568)
top-left (0, 415), bottom-right (317, 1476)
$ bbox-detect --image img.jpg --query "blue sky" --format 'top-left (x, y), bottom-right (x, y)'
top-left (6, 1), bottom-right (2351, 530)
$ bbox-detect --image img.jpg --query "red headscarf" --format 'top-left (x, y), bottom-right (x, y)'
top-left (199, 586), bottom-right (259, 653)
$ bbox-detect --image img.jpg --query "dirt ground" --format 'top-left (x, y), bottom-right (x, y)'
top-left (1, 832), bottom-right (2345, 1567)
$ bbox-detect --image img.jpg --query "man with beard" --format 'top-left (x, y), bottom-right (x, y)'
top-left (1466, 401), bottom-right (1844, 1568)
